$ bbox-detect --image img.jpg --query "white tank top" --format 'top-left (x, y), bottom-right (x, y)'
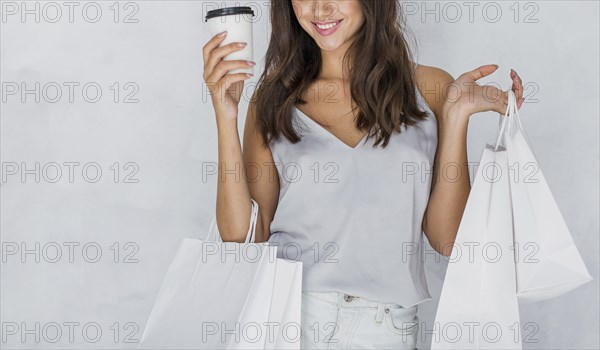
top-left (267, 86), bottom-right (437, 308)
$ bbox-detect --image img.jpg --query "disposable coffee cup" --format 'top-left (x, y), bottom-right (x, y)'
top-left (205, 6), bottom-right (255, 75)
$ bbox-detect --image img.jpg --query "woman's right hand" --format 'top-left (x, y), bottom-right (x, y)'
top-left (202, 31), bottom-right (255, 120)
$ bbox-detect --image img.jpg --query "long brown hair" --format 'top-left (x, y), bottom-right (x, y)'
top-left (253, 0), bottom-right (428, 149)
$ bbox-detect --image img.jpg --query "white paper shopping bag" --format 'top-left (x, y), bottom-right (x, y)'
top-left (139, 199), bottom-right (303, 349)
top-left (267, 260), bottom-right (302, 350)
top-left (501, 90), bottom-right (593, 303)
top-left (431, 143), bottom-right (522, 349)
top-left (230, 257), bottom-right (303, 350)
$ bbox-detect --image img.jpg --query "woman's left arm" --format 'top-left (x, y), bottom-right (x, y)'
top-left (420, 64), bottom-right (524, 257)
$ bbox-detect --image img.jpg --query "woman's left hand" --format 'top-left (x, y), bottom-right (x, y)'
top-left (442, 64), bottom-right (524, 120)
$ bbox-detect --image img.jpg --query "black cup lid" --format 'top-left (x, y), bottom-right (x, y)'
top-left (205, 6), bottom-right (255, 22)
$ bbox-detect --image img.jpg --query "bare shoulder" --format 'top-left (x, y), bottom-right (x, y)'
top-left (413, 63), bottom-right (455, 121)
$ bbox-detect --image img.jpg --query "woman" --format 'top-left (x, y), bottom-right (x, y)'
top-left (202, 0), bottom-right (524, 348)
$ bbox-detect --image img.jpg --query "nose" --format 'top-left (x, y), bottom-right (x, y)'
top-left (309, 0), bottom-right (338, 20)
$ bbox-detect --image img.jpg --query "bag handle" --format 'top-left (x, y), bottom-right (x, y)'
top-left (494, 89), bottom-right (523, 151)
top-left (206, 198), bottom-right (260, 243)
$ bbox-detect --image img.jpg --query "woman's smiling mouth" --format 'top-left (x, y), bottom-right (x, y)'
top-left (312, 19), bottom-right (343, 36)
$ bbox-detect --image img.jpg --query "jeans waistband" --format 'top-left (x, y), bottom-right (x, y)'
top-left (301, 291), bottom-right (418, 324)
top-left (302, 291), bottom-right (417, 311)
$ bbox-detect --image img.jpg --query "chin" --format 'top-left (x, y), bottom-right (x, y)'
top-left (312, 36), bottom-right (347, 51)
top-left (316, 42), bottom-right (342, 51)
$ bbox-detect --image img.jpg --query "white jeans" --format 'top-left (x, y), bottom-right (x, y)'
top-left (300, 291), bottom-right (420, 349)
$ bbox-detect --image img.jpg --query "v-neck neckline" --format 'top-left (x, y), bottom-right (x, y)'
top-left (294, 106), bottom-right (369, 151)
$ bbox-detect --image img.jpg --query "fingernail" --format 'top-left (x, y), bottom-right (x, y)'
top-left (218, 31), bottom-right (227, 38)
top-left (236, 42), bottom-right (247, 47)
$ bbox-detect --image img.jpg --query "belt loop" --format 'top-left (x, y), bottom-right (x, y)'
top-left (375, 302), bottom-right (385, 323)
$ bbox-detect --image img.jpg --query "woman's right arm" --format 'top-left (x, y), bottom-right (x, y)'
top-left (215, 98), bottom-right (280, 243)
top-left (203, 32), bottom-right (279, 243)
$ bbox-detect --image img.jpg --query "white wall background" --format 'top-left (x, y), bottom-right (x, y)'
top-left (1, 1), bottom-right (598, 349)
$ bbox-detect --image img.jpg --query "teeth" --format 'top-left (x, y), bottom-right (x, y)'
top-left (316, 21), bottom-right (339, 30)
